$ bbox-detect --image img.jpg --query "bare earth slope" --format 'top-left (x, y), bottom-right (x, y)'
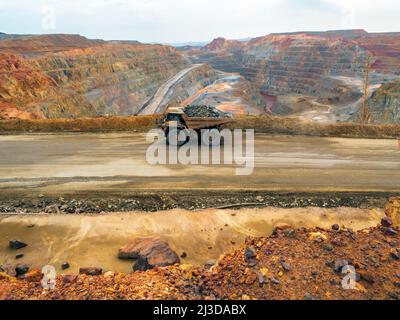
top-left (186, 30), bottom-right (400, 123)
top-left (1, 223), bottom-right (399, 300)
top-left (0, 36), bottom-right (192, 119)
top-left (0, 33), bottom-right (266, 119)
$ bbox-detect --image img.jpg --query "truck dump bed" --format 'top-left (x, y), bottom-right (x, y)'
top-left (182, 115), bottom-right (234, 130)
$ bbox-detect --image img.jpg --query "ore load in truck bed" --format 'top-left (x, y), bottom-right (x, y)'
top-left (183, 105), bottom-right (232, 118)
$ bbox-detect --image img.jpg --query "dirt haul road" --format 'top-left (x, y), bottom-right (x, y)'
top-left (138, 64), bottom-right (203, 115)
top-left (0, 133), bottom-right (399, 198)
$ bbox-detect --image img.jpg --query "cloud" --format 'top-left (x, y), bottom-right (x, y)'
top-left (0, 0), bottom-right (399, 42)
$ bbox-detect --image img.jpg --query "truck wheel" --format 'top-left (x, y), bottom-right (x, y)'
top-left (201, 129), bottom-right (221, 146)
top-left (165, 128), bottom-right (188, 146)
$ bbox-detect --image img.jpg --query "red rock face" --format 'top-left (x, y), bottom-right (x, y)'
top-left (0, 36), bottom-right (191, 119)
top-left (204, 37), bottom-right (244, 51)
top-left (0, 53), bottom-right (55, 119)
top-left (354, 35), bottom-right (400, 74)
top-left (185, 30), bottom-right (400, 123)
top-left (196, 31), bottom-right (400, 90)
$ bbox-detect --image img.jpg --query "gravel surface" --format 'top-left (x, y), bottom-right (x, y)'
top-left (1, 223), bottom-right (399, 300)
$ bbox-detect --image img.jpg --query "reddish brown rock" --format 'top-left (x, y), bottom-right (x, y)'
top-left (0, 36), bottom-right (190, 120)
top-left (79, 267), bottom-right (102, 276)
top-left (62, 274), bottom-right (78, 284)
top-left (119, 236), bottom-right (180, 271)
top-left (24, 269), bottom-right (42, 283)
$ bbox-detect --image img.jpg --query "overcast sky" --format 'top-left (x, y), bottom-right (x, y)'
top-left (1, 0), bottom-right (400, 43)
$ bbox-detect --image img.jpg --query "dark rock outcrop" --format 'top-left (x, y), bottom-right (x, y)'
top-left (369, 80), bottom-right (400, 124)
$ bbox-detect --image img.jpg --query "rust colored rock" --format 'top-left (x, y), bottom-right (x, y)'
top-left (63, 274), bottom-right (78, 284)
top-left (24, 269), bottom-right (42, 283)
top-left (79, 267), bottom-right (102, 276)
top-left (0, 39), bottom-right (191, 120)
top-left (119, 236), bottom-right (180, 271)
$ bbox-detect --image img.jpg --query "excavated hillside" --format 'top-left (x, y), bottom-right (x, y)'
top-left (188, 32), bottom-right (370, 95)
top-left (0, 34), bottom-right (266, 119)
top-left (186, 30), bottom-right (400, 123)
top-left (368, 80), bottom-right (400, 124)
top-left (0, 35), bottom-right (193, 119)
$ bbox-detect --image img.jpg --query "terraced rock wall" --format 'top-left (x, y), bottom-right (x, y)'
top-left (190, 35), bottom-right (369, 96)
top-left (0, 39), bottom-right (191, 119)
top-left (369, 80), bottom-right (400, 124)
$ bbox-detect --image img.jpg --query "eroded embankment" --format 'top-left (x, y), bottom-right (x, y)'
top-left (0, 191), bottom-right (395, 213)
top-left (0, 206), bottom-right (384, 274)
top-left (0, 115), bottom-right (399, 139)
top-left (1, 221), bottom-right (399, 300)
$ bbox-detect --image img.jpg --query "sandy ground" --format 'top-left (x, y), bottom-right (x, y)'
top-left (0, 207), bottom-right (383, 273)
top-left (0, 133), bottom-right (399, 194)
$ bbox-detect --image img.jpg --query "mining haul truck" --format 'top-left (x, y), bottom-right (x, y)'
top-left (157, 106), bottom-right (234, 146)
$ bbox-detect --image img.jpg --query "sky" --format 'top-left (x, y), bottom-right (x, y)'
top-left (1, 0), bottom-right (400, 43)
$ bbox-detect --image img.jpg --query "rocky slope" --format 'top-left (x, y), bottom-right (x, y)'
top-left (186, 30), bottom-right (400, 123)
top-left (1, 222), bottom-right (399, 300)
top-left (368, 80), bottom-right (400, 124)
top-left (0, 35), bottom-right (193, 119)
top-left (0, 33), bottom-right (265, 119)
top-left (2, 30), bottom-right (400, 122)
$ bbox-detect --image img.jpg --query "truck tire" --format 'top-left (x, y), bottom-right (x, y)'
top-left (165, 128), bottom-right (189, 146)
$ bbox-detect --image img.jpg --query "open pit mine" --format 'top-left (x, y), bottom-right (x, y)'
top-left (184, 29), bottom-right (400, 124)
top-left (1, 30), bottom-right (400, 123)
top-left (0, 30), bottom-right (400, 302)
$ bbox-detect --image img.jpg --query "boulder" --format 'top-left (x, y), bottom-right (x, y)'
top-left (63, 274), bottom-right (78, 283)
top-left (119, 236), bottom-right (180, 271)
top-left (9, 240), bottom-right (27, 250)
top-left (15, 264), bottom-right (29, 276)
top-left (385, 197), bottom-right (400, 228)
top-left (79, 267), bottom-right (102, 276)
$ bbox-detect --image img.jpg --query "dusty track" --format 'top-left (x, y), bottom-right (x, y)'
top-left (0, 133), bottom-right (399, 193)
top-left (0, 133), bottom-right (398, 211)
top-left (137, 64), bottom-right (203, 115)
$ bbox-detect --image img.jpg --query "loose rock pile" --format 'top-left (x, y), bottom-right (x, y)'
top-left (183, 105), bottom-right (231, 118)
